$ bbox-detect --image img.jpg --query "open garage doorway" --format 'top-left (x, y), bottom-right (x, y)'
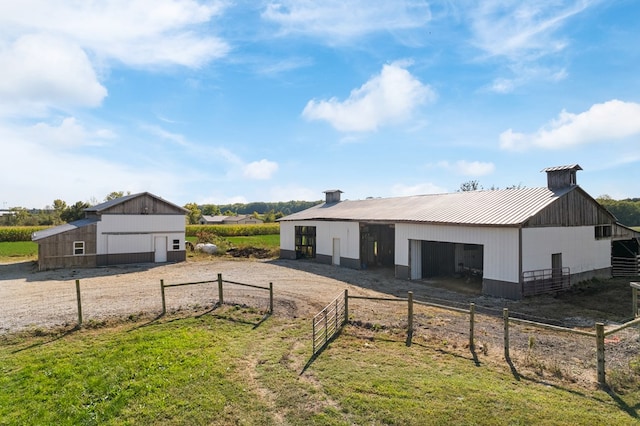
top-left (409, 240), bottom-right (484, 294)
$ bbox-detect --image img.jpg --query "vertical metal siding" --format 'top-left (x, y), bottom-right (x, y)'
top-left (96, 215), bottom-right (185, 255)
top-left (396, 223), bottom-right (520, 283)
top-left (521, 227), bottom-right (611, 274)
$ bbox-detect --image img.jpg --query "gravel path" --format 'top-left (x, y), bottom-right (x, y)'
top-left (2, 258), bottom-right (638, 388)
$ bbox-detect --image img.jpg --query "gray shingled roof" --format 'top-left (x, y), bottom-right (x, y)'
top-left (31, 218), bottom-right (99, 241)
top-left (279, 186), bottom-right (576, 226)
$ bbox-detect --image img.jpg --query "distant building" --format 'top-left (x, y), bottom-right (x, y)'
top-left (199, 214), bottom-right (263, 225)
top-left (279, 165), bottom-right (640, 299)
top-left (32, 192), bottom-right (187, 271)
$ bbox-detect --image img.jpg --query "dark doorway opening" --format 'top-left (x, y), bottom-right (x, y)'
top-left (360, 224), bottom-right (395, 269)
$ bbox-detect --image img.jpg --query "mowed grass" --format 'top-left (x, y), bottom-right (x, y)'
top-left (0, 241), bottom-right (37, 261)
top-left (1, 308), bottom-right (638, 425)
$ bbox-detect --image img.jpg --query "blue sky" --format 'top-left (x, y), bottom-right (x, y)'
top-left (1, 0), bottom-right (639, 209)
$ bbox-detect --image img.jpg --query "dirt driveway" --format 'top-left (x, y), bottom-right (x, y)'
top-left (1, 257), bottom-right (638, 387)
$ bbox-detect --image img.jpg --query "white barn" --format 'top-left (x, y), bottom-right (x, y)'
top-left (279, 165), bottom-right (640, 299)
top-left (33, 192), bottom-right (187, 271)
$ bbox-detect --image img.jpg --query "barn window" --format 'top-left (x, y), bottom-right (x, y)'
top-left (295, 226), bottom-right (316, 258)
top-left (594, 225), bottom-right (612, 239)
top-left (73, 241), bottom-right (85, 255)
top-left (172, 239), bottom-right (180, 250)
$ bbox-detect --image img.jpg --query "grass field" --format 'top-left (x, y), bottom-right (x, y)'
top-left (0, 234), bottom-right (280, 263)
top-left (0, 241), bottom-right (37, 262)
top-left (1, 307), bottom-right (637, 425)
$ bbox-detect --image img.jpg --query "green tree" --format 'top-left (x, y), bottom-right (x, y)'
top-left (201, 204), bottom-right (221, 216)
top-left (459, 180), bottom-right (481, 191)
top-left (105, 191), bottom-right (130, 201)
top-left (184, 202), bottom-right (202, 225)
top-left (61, 201), bottom-right (90, 223)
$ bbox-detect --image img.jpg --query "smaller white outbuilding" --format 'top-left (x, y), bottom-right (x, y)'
top-left (32, 192), bottom-right (188, 271)
top-left (279, 165), bottom-right (640, 299)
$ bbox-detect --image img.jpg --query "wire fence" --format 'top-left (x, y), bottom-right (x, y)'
top-left (0, 273), bottom-right (272, 333)
top-left (313, 290), bottom-right (640, 388)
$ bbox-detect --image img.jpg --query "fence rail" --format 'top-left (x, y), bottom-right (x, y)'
top-left (161, 273), bottom-right (273, 316)
top-left (312, 292), bottom-right (347, 355)
top-left (522, 267), bottom-right (570, 296)
top-left (612, 256), bottom-right (640, 277)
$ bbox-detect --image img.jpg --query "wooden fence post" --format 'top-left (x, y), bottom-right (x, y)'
top-left (75, 279), bottom-right (83, 327)
top-left (160, 279), bottom-right (166, 315)
top-left (406, 291), bottom-right (413, 347)
top-left (469, 303), bottom-right (475, 350)
top-left (596, 323), bottom-right (606, 386)
top-left (503, 308), bottom-right (510, 360)
top-left (217, 273), bottom-right (224, 305)
top-left (344, 289), bottom-right (349, 325)
top-left (269, 282), bottom-right (273, 314)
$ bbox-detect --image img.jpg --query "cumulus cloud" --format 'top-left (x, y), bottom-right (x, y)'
top-left (302, 62), bottom-right (435, 132)
top-left (243, 159), bottom-right (279, 180)
top-left (437, 160), bottom-right (495, 176)
top-left (0, 0), bottom-right (229, 68)
top-left (0, 34), bottom-right (107, 116)
top-left (500, 100), bottom-right (640, 151)
top-left (262, 0), bottom-right (431, 43)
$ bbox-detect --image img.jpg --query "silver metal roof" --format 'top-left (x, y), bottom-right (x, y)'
top-left (279, 186), bottom-right (576, 226)
top-left (540, 164), bottom-right (582, 172)
top-left (32, 217), bottom-right (99, 241)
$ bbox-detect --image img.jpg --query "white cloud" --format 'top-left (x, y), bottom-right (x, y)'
top-left (469, 1), bottom-right (591, 61)
top-left (391, 182), bottom-right (447, 197)
top-left (29, 117), bottom-right (115, 148)
top-left (500, 100), bottom-right (640, 151)
top-left (437, 160), bottom-right (495, 176)
top-left (0, 34), bottom-right (107, 116)
top-left (0, 0), bottom-right (229, 68)
top-left (302, 62), bottom-right (435, 132)
top-left (467, 1), bottom-right (593, 91)
top-left (262, 0), bottom-right (431, 43)
top-left (243, 159), bottom-right (279, 180)
top-left (0, 122), bottom-right (180, 208)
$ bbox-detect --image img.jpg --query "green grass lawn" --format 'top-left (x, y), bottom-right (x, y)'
top-left (1, 308), bottom-right (637, 425)
top-left (0, 241), bottom-right (37, 262)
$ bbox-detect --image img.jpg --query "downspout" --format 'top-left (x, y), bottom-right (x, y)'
top-left (518, 225), bottom-right (523, 299)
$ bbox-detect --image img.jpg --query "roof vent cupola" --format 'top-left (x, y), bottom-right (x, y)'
top-left (542, 164), bottom-right (582, 190)
top-left (323, 189), bottom-right (343, 203)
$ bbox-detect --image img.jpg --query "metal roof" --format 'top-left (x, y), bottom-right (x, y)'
top-left (31, 218), bottom-right (99, 241)
top-left (540, 164), bottom-right (582, 172)
top-left (84, 192), bottom-right (188, 213)
top-left (279, 186), bottom-right (576, 226)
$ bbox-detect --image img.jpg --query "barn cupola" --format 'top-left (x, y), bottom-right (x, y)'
top-left (542, 164), bottom-right (582, 190)
top-left (323, 189), bottom-right (343, 203)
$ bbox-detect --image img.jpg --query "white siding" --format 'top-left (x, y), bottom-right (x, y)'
top-left (396, 223), bottom-right (520, 283)
top-left (280, 220), bottom-right (360, 260)
top-left (522, 227), bottom-right (611, 273)
top-left (96, 215), bottom-right (185, 255)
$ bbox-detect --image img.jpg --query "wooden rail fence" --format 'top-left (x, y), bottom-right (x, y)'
top-left (160, 273), bottom-right (273, 315)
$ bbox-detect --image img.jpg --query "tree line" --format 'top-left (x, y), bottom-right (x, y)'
top-left (1, 192), bottom-right (322, 226)
top-left (3, 189), bottom-right (638, 227)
